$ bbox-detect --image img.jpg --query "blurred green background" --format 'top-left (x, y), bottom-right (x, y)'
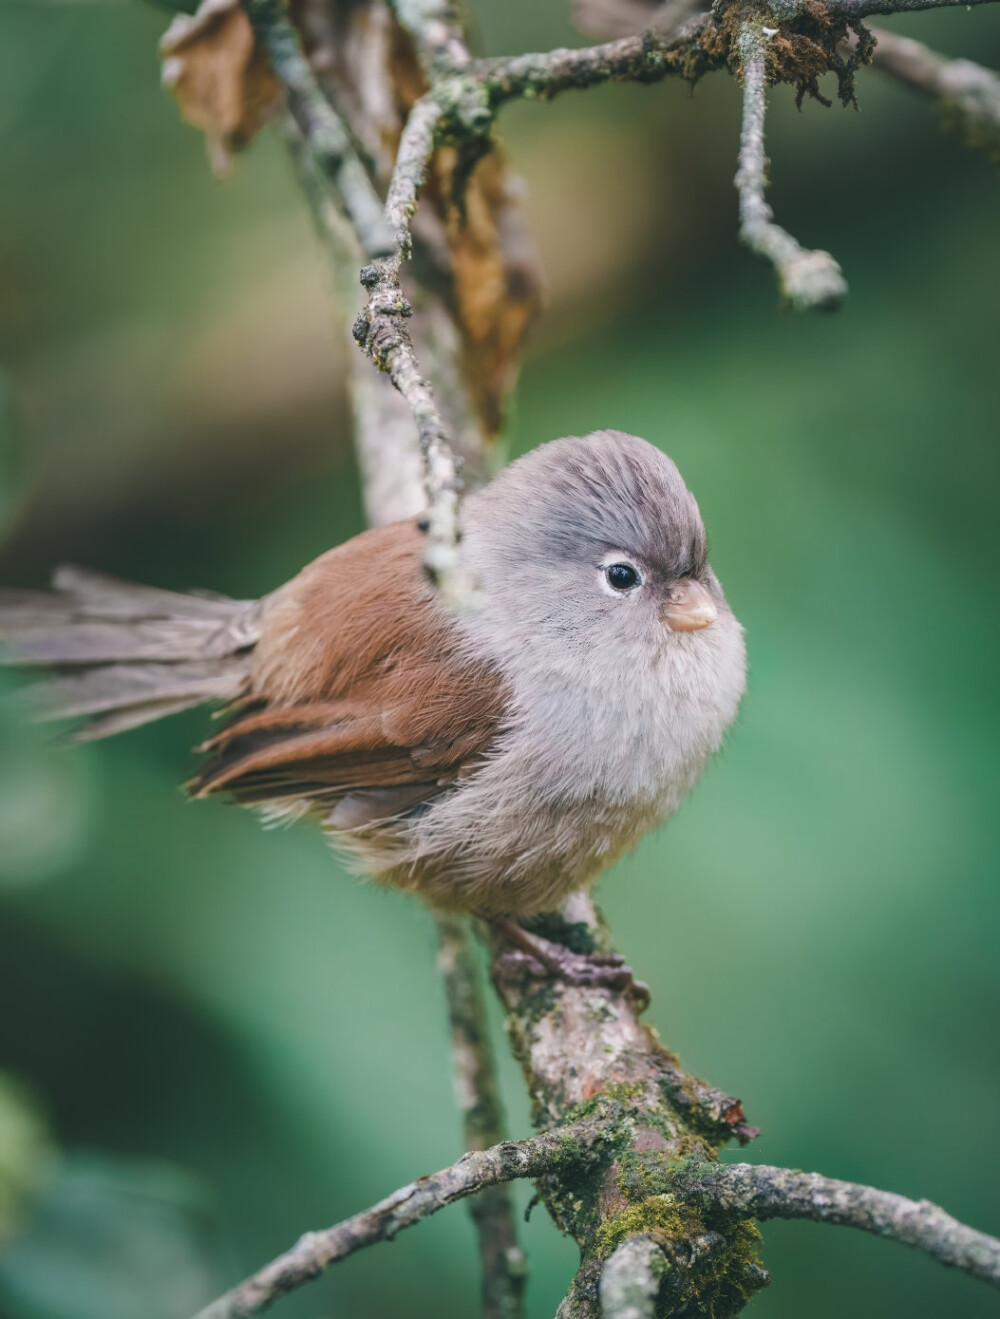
top-left (0, 1), bottom-right (998, 1316)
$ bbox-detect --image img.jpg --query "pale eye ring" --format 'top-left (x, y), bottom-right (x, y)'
top-left (604, 562), bottom-right (641, 592)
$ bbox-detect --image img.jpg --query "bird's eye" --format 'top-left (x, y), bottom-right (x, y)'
top-left (605, 563), bottom-right (641, 592)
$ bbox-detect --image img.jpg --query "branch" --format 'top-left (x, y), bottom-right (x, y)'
top-left (833, 0), bottom-right (999, 17)
top-left (489, 895), bottom-right (769, 1317)
top-left (241, 0), bottom-right (478, 602)
top-left (191, 1121), bottom-right (615, 1319)
top-left (477, 21), bottom-right (718, 109)
top-left (599, 1236), bottom-right (665, 1319)
top-left (241, 0), bottom-right (393, 259)
top-left (685, 1162), bottom-right (1000, 1288)
top-left (351, 93), bottom-right (481, 608)
top-left (735, 24), bottom-right (847, 310)
top-left (437, 916), bottom-right (527, 1319)
top-left (389, 0), bottom-right (475, 73)
top-left (866, 27), bottom-right (1000, 152)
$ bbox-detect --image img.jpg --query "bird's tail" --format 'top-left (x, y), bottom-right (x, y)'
top-left (0, 566), bottom-right (263, 740)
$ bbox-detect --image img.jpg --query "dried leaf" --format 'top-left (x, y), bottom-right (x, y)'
top-left (435, 149), bottom-right (544, 437)
top-left (160, 0), bottom-right (284, 177)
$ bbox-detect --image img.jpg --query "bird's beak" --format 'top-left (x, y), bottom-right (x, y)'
top-left (660, 578), bottom-right (717, 632)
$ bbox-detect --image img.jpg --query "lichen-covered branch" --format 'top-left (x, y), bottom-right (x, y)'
top-left (488, 894), bottom-right (769, 1319)
top-left (866, 27), bottom-right (1000, 153)
top-left (390, 0), bottom-right (474, 73)
top-left (476, 21), bottom-right (718, 109)
top-left (241, 0), bottom-right (393, 258)
top-left (735, 24), bottom-right (848, 310)
top-left (351, 92), bottom-right (482, 607)
top-left (680, 1162), bottom-right (1000, 1288)
top-left (437, 916), bottom-right (527, 1319)
top-left (192, 1121), bottom-right (617, 1319)
top-left (599, 1235), bottom-right (666, 1319)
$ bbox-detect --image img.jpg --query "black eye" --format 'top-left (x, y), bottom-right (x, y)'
top-left (605, 563), bottom-right (640, 592)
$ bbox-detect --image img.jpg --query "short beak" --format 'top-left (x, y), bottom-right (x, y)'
top-left (660, 578), bottom-right (717, 632)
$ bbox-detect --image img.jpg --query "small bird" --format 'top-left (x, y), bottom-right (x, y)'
top-left (0, 431), bottom-right (745, 989)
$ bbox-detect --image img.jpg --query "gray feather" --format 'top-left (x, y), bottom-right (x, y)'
top-left (1, 566), bottom-right (263, 739)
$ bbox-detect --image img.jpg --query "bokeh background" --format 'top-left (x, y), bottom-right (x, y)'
top-left (0, 2), bottom-right (998, 1317)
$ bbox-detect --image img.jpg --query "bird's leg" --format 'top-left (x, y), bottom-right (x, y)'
top-left (489, 917), bottom-right (651, 1011)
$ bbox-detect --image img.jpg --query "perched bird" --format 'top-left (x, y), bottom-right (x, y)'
top-left (0, 431), bottom-right (745, 988)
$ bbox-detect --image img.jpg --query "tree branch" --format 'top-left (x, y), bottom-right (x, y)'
top-left (389, 0), bottom-right (474, 74)
top-left (191, 1121), bottom-right (615, 1319)
top-left (684, 1162), bottom-right (1000, 1288)
top-left (834, 0), bottom-right (999, 17)
top-left (866, 26), bottom-right (1000, 151)
top-left (599, 1235), bottom-right (665, 1319)
top-left (488, 894), bottom-right (770, 1318)
top-left (437, 916), bottom-right (527, 1319)
top-left (476, 21), bottom-right (718, 109)
top-left (351, 92), bottom-right (481, 608)
top-left (241, 0), bottom-right (393, 258)
top-left (243, 0), bottom-right (478, 603)
top-left (735, 24), bottom-right (848, 310)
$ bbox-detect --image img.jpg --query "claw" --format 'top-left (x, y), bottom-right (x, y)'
top-left (491, 919), bottom-right (651, 1012)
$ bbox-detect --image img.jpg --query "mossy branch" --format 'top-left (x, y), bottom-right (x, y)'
top-left (679, 1161), bottom-right (1000, 1286)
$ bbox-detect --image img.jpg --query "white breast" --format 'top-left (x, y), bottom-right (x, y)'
top-left (388, 599), bottom-right (746, 915)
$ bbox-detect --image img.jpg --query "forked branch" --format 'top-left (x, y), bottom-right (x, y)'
top-left (191, 1105), bottom-right (1000, 1318)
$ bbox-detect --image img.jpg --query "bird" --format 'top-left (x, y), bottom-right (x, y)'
top-left (0, 430), bottom-right (745, 994)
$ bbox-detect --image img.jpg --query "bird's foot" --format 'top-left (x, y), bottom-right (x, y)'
top-left (490, 918), bottom-right (650, 1011)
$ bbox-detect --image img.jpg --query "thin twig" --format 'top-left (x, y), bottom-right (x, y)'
top-left (389, 0), bottom-right (474, 73)
top-left (571, 0), bottom-right (705, 39)
top-left (735, 24), bottom-right (847, 311)
top-left (437, 916), bottom-right (527, 1319)
top-left (192, 1120), bottom-right (616, 1319)
top-left (352, 94), bottom-right (481, 607)
top-left (685, 1162), bottom-right (1000, 1288)
top-left (835, 0), bottom-right (999, 16)
top-left (240, 0), bottom-right (393, 259)
top-left (866, 27), bottom-right (1000, 150)
top-left (477, 21), bottom-right (717, 109)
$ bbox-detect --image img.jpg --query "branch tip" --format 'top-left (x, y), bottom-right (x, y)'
top-left (735, 25), bottom-right (848, 311)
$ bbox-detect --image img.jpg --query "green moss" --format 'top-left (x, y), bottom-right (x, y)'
top-left (561, 1080), bottom-right (644, 1127)
top-left (679, 1218), bottom-right (768, 1319)
top-left (596, 1194), bottom-right (686, 1257)
top-left (595, 1191), bottom-right (767, 1318)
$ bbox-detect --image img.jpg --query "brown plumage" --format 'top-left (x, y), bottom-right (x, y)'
top-left (188, 520), bottom-right (506, 814)
top-left (0, 522), bottom-right (505, 825)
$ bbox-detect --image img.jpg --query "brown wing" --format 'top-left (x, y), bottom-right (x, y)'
top-left (186, 520), bottom-right (506, 817)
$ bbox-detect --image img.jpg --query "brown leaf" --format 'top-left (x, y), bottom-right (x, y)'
top-left (160, 0), bottom-right (284, 177)
top-left (437, 149), bottom-right (544, 438)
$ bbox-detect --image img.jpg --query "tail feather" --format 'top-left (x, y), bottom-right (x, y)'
top-left (24, 660), bottom-right (249, 720)
top-left (74, 696), bottom-right (230, 742)
top-left (0, 566), bottom-right (263, 740)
